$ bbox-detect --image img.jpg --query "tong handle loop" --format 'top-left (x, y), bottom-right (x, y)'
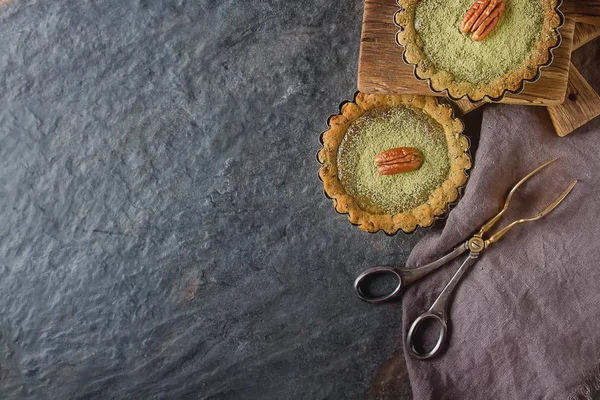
top-left (406, 253), bottom-right (479, 360)
top-left (353, 244), bottom-right (468, 304)
top-left (406, 312), bottom-right (448, 360)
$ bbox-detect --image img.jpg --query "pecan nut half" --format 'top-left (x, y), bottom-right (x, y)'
top-left (376, 147), bottom-right (423, 175)
top-left (460, 0), bottom-right (506, 41)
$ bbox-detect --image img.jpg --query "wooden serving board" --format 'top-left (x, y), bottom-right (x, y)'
top-left (357, 0), bottom-right (599, 106)
top-left (561, 0), bottom-right (600, 26)
top-left (548, 62), bottom-right (600, 136)
top-left (547, 24), bottom-right (600, 136)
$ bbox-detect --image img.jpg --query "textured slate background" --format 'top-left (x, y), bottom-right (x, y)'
top-left (0, 0), bottom-right (428, 398)
top-left (10, 0), bottom-right (598, 398)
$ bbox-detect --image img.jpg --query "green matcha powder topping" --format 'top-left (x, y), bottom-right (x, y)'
top-left (415, 0), bottom-right (544, 83)
top-left (338, 107), bottom-right (450, 215)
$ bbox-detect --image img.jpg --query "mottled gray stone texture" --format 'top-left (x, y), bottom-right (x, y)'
top-left (0, 1), bottom-right (428, 399)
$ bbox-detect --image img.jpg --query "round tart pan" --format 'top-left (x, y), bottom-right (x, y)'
top-left (318, 93), bottom-right (472, 235)
top-left (394, 0), bottom-right (565, 102)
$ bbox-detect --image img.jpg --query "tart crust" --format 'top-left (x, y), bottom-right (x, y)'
top-left (318, 93), bottom-right (471, 234)
top-left (395, 0), bottom-right (563, 101)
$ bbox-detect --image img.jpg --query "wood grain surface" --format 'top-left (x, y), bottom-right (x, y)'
top-left (357, 0), bottom-right (599, 106)
top-left (547, 63), bottom-right (600, 136)
top-left (548, 23), bottom-right (600, 136)
top-left (573, 23), bottom-right (600, 49)
top-left (545, 24), bottom-right (600, 136)
top-left (452, 97), bottom-right (483, 116)
top-left (561, 0), bottom-right (600, 26)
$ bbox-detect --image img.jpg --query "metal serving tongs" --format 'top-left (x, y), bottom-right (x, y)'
top-left (353, 159), bottom-right (577, 359)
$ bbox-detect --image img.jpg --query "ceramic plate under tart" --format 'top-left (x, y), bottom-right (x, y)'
top-left (318, 93), bottom-right (471, 234)
top-left (395, 0), bottom-right (564, 102)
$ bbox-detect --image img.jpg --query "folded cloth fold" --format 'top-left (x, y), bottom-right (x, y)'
top-left (402, 103), bottom-right (600, 399)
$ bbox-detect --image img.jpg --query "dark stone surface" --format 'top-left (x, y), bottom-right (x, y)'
top-left (0, 1), bottom-right (432, 398)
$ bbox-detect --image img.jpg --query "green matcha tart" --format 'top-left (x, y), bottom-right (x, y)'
top-left (395, 0), bottom-right (563, 101)
top-left (318, 93), bottom-right (471, 234)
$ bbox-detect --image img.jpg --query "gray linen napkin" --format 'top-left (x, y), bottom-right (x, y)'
top-left (402, 103), bottom-right (600, 399)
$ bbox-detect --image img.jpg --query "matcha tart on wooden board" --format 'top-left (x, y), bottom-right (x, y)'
top-left (395, 0), bottom-right (563, 101)
top-left (318, 93), bottom-right (471, 234)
